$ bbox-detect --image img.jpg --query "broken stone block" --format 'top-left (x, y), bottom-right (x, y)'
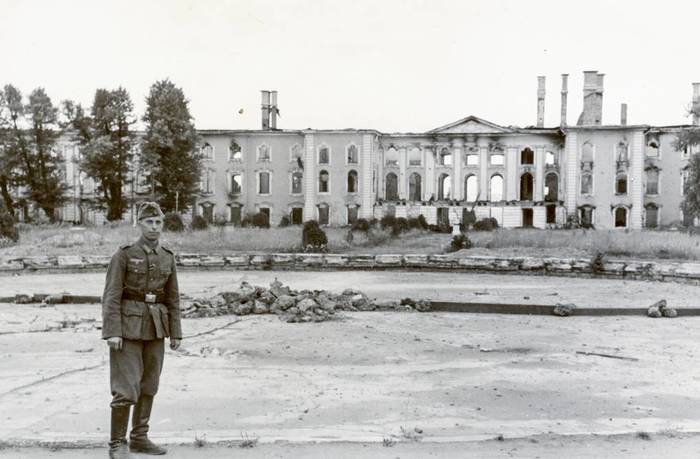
top-left (224, 254), bottom-right (249, 267)
top-left (374, 299), bottom-right (400, 310)
top-left (14, 294), bottom-right (33, 304)
top-left (662, 308), bottom-right (678, 318)
top-left (253, 300), bottom-right (269, 314)
top-left (647, 306), bottom-right (662, 318)
top-left (235, 303), bottom-right (253, 315)
top-left (413, 299), bottom-right (431, 312)
top-left (44, 294), bottom-right (65, 304)
top-left (297, 298), bottom-right (317, 312)
top-left (57, 255), bottom-right (85, 268)
top-left (273, 295), bottom-right (296, 311)
top-left (259, 290), bottom-right (276, 305)
top-left (552, 303), bottom-right (576, 317)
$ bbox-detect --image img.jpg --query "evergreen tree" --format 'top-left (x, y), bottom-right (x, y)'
top-left (141, 79), bottom-right (200, 213)
top-left (68, 88), bottom-right (135, 221)
top-left (0, 86), bottom-right (21, 216)
top-left (0, 86), bottom-right (66, 222)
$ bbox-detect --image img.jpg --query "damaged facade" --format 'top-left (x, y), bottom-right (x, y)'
top-left (51, 74), bottom-right (700, 229)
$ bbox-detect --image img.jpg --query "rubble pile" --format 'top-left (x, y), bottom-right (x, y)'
top-left (647, 299), bottom-right (677, 318)
top-left (181, 279), bottom-right (431, 322)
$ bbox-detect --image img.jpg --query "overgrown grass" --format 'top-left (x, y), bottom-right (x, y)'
top-left (2, 224), bottom-right (700, 262)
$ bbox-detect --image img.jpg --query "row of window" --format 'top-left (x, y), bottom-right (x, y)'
top-left (198, 203), bottom-right (358, 226)
top-left (383, 147), bottom-right (559, 168)
top-left (580, 168), bottom-right (661, 196)
top-left (578, 205), bottom-right (661, 229)
top-left (200, 142), bottom-right (362, 165)
top-left (382, 172), bottom-right (560, 202)
top-left (202, 169), bottom-right (361, 195)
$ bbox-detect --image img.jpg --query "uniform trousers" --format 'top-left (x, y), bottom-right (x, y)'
top-left (110, 339), bottom-right (164, 407)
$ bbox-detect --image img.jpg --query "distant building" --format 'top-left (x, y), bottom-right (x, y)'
top-left (50, 73), bottom-right (699, 229)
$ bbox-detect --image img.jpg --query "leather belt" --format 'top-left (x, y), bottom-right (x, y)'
top-left (122, 290), bottom-right (165, 304)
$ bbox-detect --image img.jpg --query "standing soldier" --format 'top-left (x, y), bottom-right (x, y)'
top-left (102, 202), bottom-right (182, 458)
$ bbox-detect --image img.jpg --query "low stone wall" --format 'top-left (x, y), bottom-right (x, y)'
top-left (2, 253), bottom-right (700, 284)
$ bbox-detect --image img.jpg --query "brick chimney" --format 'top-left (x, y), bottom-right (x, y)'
top-left (560, 74), bottom-right (568, 127)
top-left (270, 91), bottom-right (278, 129)
top-left (577, 70), bottom-right (603, 126)
top-left (620, 103), bottom-right (627, 126)
top-left (537, 76), bottom-right (545, 127)
top-left (261, 90), bottom-right (270, 130)
top-left (693, 82), bottom-right (700, 126)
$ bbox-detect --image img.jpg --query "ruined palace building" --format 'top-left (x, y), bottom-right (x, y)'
top-left (54, 72), bottom-right (700, 229)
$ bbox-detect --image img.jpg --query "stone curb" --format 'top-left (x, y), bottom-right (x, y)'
top-left (2, 295), bottom-right (700, 317)
top-left (1, 253), bottom-right (700, 284)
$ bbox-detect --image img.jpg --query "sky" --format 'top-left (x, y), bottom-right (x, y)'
top-left (1, 0), bottom-right (699, 132)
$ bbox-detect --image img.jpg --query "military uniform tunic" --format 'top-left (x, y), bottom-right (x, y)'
top-left (102, 238), bottom-right (182, 406)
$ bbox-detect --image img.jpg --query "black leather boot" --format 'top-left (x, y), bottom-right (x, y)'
top-left (109, 405), bottom-right (133, 459)
top-left (129, 395), bottom-right (167, 455)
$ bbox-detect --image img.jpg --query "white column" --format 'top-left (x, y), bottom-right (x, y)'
top-left (564, 131), bottom-right (578, 215)
top-left (424, 146), bottom-right (435, 200)
top-left (360, 134), bottom-right (373, 218)
top-left (534, 147), bottom-right (544, 201)
top-left (479, 145), bottom-right (488, 200)
top-left (506, 147), bottom-right (517, 201)
top-left (630, 130), bottom-right (644, 229)
top-left (398, 145), bottom-right (407, 199)
top-left (377, 147), bottom-right (384, 199)
top-left (451, 138), bottom-right (463, 200)
top-left (303, 132), bottom-right (316, 221)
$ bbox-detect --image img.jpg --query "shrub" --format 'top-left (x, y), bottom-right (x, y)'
top-left (380, 215), bottom-right (396, 230)
top-left (242, 212), bottom-right (270, 229)
top-left (163, 212), bottom-right (185, 232)
top-left (352, 218), bottom-right (370, 232)
top-left (417, 214), bottom-right (428, 230)
top-left (462, 210), bottom-right (477, 228)
top-left (302, 220), bottom-right (328, 252)
top-left (0, 202), bottom-right (18, 245)
top-left (191, 215), bottom-right (208, 231)
top-left (278, 215), bottom-right (291, 228)
top-left (394, 217), bottom-right (410, 234)
top-left (473, 217), bottom-right (499, 231)
top-left (368, 218), bottom-right (380, 228)
top-left (428, 223), bottom-right (452, 234)
top-left (407, 217), bottom-right (422, 230)
top-left (447, 233), bottom-right (472, 252)
top-left (591, 251), bottom-right (606, 274)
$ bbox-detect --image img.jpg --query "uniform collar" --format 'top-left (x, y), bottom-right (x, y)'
top-left (138, 236), bottom-right (160, 254)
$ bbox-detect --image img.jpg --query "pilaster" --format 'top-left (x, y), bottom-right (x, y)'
top-left (506, 147), bottom-right (517, 201)
top-left (361, 134), bottom-right (373, 218)
top-left (630, 130), bottom-right (644, 229)
top-left (479, 142), bottom-right (488, 200)
top-left (451, 138), bottom-right (463, 200)
top-left (303, 133), bottom-right (316, 221)
top-left (424, 145), bottom-right (435, 200)
top-left (534, 147), bottom-right (544, 201)
top-left (398, 146), bottom-right (407, 199)
top-left (564, 131), bottom-right (578, 215)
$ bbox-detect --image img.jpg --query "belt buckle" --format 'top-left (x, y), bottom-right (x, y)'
top-left (145, 293), bottom-right (156, 303)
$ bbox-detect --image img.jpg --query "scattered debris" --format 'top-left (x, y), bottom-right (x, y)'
top-left (193, 434), bottom-right (207, 448)
top-left (648, 299), bottom-right (677, 318)
top-left (182, 279), bottom-right (431, 323)
top-left (238, 432), bottom-right (258, 448)
top-left (552, 303), bottom-right (576, 317)
top-left (382, 437), bottom-right (396, 447)
top-left (576, 351), bottom-right (639, 362)
top-left (636, 431), bottom-right (652, 441)
top-left (399, 426), bottom-right (423, 442)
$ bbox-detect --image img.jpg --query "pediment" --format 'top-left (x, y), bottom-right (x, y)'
top-left (429, 116), bottom-right (512, 135)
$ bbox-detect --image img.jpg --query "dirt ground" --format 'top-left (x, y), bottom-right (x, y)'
top-left (1, 271), bottom-right (700, 458)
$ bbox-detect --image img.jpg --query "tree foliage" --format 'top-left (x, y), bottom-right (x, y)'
top-left (66, 88), bottom-right (136, 221)
top-left (677, 101), bottom-right (700, 226)
top-left (0, 85), bottom-right (67, 222)
top-left (141, 79), bottom-right (200, 213)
